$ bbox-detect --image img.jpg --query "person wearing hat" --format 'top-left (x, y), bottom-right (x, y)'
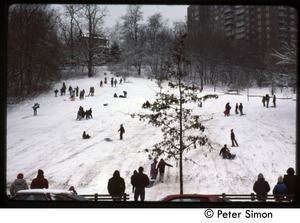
top-left (283, 167), bottom-right (296, 201)
top-left (253, 173), bottom-right (270, 202)
top-left (69, 186), bottom-right (78, 195)
top-left (31, 169), bottom-right (49, 189)
top-left (107, 170), bottom-right (126, 201)
top-left (131, 166), bottom-right (150, 202)
top-left (273, 176), bottom-right (288, 202)
top-left (10, 173), bottom-right (29, 197)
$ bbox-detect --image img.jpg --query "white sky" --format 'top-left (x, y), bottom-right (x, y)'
top-left (102, 4), bottom-right (188, 28)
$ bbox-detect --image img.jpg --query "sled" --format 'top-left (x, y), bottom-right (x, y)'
top-left (222, 154), bottom-right (236, 160)
top-left (146, 180), bottom-right (156, 188)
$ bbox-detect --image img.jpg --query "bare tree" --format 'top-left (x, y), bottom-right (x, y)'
top-left (75, 4), bottom-right (107, 77)
top-left (120, 5), bottom-right (145, 75)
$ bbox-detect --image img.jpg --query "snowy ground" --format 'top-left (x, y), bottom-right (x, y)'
top-left (6, 67), bottom-right (296, 201)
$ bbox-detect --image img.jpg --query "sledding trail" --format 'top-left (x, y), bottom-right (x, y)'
top-left (7, 70), bottom-right (296, 200)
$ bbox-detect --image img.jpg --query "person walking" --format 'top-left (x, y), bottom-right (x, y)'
top-left (157, 158), bottom-right (173, 183)
top-left (131, 167), bottom-right (150, 202)
top-left (31, 169), bottom-right (49, 189)
top-left (253, 173), bottom-right (270, 202)
top-left (273, 176), bottom-right (287, 202)
top-left (224, 102), bottom-right (231, 116)
top-left (107, 170), bottom-right (126, 201)
top-left (118, 124), bottom-right (125, 140)
top-left (32, 103), bottom-right (40, 116)
top-left (10, 173), bottom-right (29, 197)
top-left (230, 129), bottom-right (238, 147)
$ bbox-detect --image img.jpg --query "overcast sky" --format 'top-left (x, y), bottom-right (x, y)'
top-left (103, 4), bottom-right (188, 28)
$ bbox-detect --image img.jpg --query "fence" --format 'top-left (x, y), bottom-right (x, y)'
top-left (80, 193), bottom-right (129, 202)
top-left (79, 193), bottom-right (294, 202)
top-left (218, 193), bottom-right (295, 202)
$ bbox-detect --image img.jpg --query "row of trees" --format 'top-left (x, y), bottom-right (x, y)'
top-left (7, 4), bottom-right (297, 99)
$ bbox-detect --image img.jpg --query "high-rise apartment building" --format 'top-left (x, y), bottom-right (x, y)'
top-left (187, 5), bottom-right (297, 56)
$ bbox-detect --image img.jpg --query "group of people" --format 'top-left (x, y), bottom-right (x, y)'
top-left (262, 94), bottom-right (276, 108)
top-left (99, 76), bottom-right (123, 88)
top-left (219, 129), bottom-right (239, 159)
top-left (253, 167), bottom-right (296, 202)
top-left (9, 169), bottom-right (49, 197)
top-left (224, 102), bottom-right (244, 116)
top-left (76, 106), bottom-right (92, 120)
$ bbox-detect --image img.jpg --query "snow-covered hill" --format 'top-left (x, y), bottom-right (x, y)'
top-left (6, 67), bottom-right (296, 201)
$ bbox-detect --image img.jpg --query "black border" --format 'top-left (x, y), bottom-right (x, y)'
top-left (1, 0), bottom-right (299, 208)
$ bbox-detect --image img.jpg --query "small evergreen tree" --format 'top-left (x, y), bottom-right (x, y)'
top-left (132, 34), bottom-right (218, 194)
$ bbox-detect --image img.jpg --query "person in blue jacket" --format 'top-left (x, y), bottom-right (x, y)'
top-left (273, 176), bottom-right (288, 202)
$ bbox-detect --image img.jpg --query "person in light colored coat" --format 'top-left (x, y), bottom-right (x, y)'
top-left (10, 173), bottom-right (29, 196)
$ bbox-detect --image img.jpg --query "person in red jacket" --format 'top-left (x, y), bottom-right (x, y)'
top-left (31, 169), bottom-right (49, 189)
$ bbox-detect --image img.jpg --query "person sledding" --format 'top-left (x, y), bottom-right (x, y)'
top-left (219, 144), bottom-right (235, 159)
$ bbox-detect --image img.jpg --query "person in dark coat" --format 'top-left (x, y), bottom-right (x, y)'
top-left (224, 102), bottom-right (231, 116)
top-left (230, 129), bottom-right (238, 147)
top-left (262, 96), bottom-right (266, 107)
top-left (32, 103), bottom-right (40, 116)
top-left (253, 173), bottom-right (270, 202)
top-left (131, 167), bottom-right (150, 202)
top-left (31, 169), bottom-right (49, 189)
top-left (107, 170), bottom-right (126, 201)
top-left (118, 124), bottom-right (125, 140)
top-left (54, 89), bottom-right (59, 97)
top-left (10, 173), bottom-right (29, 197)
top-left (273, 176), bottom-right (287, 202)
top-left (273, 95), bottom-right (276, 107)
top-left (265, 94), bottom-right (270, 108)
top-left (238, 103), bottom-right (243, 115)
top-left (157, 158), bottom-right (173, 183)
top-left (130, 170), bottom-right (138, 193)
top-left (82, 131), bottom-right (91, 139)
top-left (235, 103), bottom-right (239, 114)
top-left (219, 144), bottom-right (234, 159)
top-left (283, 167), bottom-right (296, 201)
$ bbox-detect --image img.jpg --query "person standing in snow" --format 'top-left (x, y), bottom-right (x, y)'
top-left (273, 95), bottom-right (276, 107)
top-left (107, 170), bottom-right (126, 201)
top-left (224, 102), bottom-right (231, 116)
top-left (273, 176), bottom-right (287, 202)
top-left (150, 158), bottom-right (158, 180)
top-left (253, 173), bottom-right (270, 202)
top-left (262, 96), bottom-right (266, 107)
top-left (32, 103), bottom-right (40, 116)
top-left (283, 167), bottom-right (296, 201)
top-left (10, 173), bottom-right (29, 197)
top-left (235, 103), bottom-right (239, 114)
top-left (230, 129), bottom-right (238, 147)
top-left (130, 170), bottom-right (138, 193)
top-left (31, 169), bottom-right (49, 189)
top-left (157, 158), bottom-right (173, 183)
top-left (265, 94), bottom-right (270, 108)
top-left (131, 167), bottom-right (150, 202)
top-left (238, 103), bottom-right (244, 115)
top-left (118, 124), bottom-right (125, 140)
